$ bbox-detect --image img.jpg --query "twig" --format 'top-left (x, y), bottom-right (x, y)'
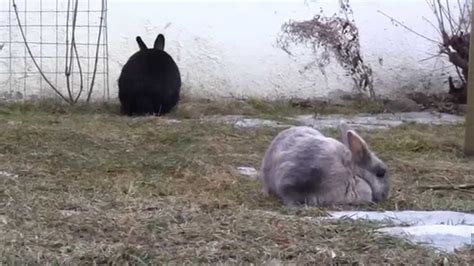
top-left (417, 184), bottom-right (474, 190)
top-left (454, 66), bottom-right (465, 83)
top-left (436, 0), bottom-right (447, 36)
top-left (422, 16), bottom-right (442, 36)
top-left (457, 0), bottom-right (470, 33)
top-left (442, 0), bottom-right (458, 36)
top-left (418, 53), bottom-right (441, 63)
top-left (441, 175), bottom-right (455, 186)
top-left (377, 10), bottom-right (440, 44)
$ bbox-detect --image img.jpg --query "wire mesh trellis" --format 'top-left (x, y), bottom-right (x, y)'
top-left (0, 0), bottom-right (109, 104)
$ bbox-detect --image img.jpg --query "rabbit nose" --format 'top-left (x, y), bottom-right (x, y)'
top-left (372, 194), bottom-right (381, 202)
top-left (372, 192), bottom-right (388, 203)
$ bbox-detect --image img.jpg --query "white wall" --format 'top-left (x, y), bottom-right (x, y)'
top-left (0, 0), bottom-right (460, 101)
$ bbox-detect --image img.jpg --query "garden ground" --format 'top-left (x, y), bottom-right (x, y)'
top-left (0, 98), bottom-right (472, 264)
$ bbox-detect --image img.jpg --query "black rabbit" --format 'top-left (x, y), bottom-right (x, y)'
top-left (118, 34), bottom-right (181, 116)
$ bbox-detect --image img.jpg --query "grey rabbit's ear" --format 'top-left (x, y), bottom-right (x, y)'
top-left (346, 130), bottom-right (371, 164)
top-left (136, 36), bottom-right (148, 50)
top-left (154, 34), bottom-right (165, 51)
top-left (339, 121), bottom-right (352, 146)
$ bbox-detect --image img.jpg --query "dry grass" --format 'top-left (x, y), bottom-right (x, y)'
top-left (0, 100), bottom-right (473, 264)
top-left (173, 96), bottom-right (386, 119)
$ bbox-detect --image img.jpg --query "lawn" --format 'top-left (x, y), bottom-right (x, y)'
top-left (0, 99), bottom-right (473, 264)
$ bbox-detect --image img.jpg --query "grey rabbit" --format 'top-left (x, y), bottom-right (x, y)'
top-left (259, 123), bottom-right (390, 206)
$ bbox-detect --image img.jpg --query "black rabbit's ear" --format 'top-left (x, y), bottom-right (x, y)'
top-left (154, 34), bottom-right (165, 51)
top-left (136, 36), bottom-right (148, 50)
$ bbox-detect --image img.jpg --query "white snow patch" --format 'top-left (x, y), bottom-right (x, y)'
top-left (328, 210), bottom-right (474, 226)
top-left (234, 118), bottom-right (288, 129)
top-left (327, 211), bottom-right (474, 253)
top-left (205, 115), bottom-right (290, 128)
top-left (0, 171), bottom-right (18, 179)
top-left (205, 111), bottom-right (463, 130)
top-left (294, 112), bottom-right (464, 131)
top-left (60, 210), bottom-right (84, 217)
top-left (379, 225), bottom-right (473, 253)
top-left (237, 166), bottom-right (258, 179)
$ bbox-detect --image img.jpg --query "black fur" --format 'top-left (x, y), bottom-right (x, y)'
top-left (118, 34), bottom-right (181, 116)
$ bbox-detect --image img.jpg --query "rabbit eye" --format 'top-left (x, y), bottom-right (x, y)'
top-left (376, 168), bottom-right (386, 178)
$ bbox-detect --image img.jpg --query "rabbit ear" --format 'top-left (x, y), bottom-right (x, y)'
top-left (154, 34), bottom-right (165, 51)
top-left (136, 36), bottom-right (148, 50)
top-left (339, 121), bottom-right (351, 147)
top-left (346, 130), bottom-right (371, 164)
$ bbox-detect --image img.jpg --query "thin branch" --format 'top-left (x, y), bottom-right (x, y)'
top-left (417, 183), bottom-right (474, 193)
top-left (458, 0), bottom-right (470, 33)
top-left (418, 53), bottom-right (442, 62)
top-left (454, 66), bottom-right (465, 83)
top-left (441, 0), bottom-right (456, 35)
top-left (422, 16), bottom-right (442, 36)
top-left (444, 0), bottom-right (454, 30)
top-left (418, 184), bottom-right (474, 190)
top-left (436, 0), bottom-right (446, 32)
top-left (377, 10), bottom-right (440, 44)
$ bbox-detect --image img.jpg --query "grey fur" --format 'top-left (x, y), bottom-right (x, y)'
top-left (259, 123), bottom-right (390, 206)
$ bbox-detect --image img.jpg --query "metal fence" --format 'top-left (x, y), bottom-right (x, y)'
top-left (0, 0), bottom-right (109, 103)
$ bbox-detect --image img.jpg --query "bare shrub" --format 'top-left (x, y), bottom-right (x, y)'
top-left (276, 0), bottom-right (375, 98)
top-left (380, 0), bottom-right (471, 104)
